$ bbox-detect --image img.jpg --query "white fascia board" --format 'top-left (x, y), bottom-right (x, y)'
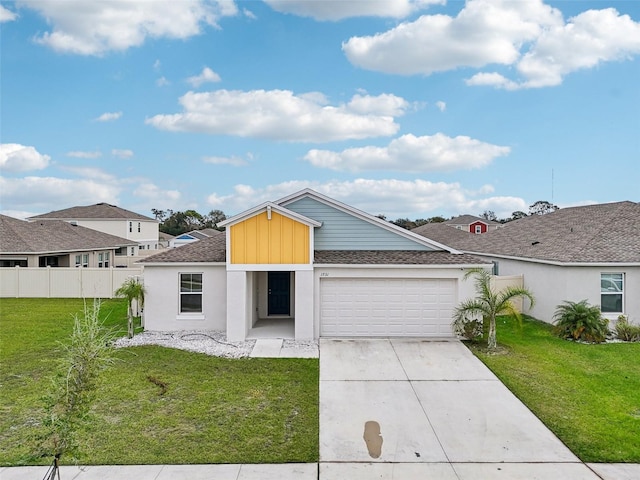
top-left (464, 251), bottom-right (640, 267)
top-left (140, 261), bottom-right (226, 267)
top-left (218, 202), bottom-right (321, 228)
top-left (312, 263), bottom-right (490, 270)
top-left (227, 263), bottom-right (313, 271)
top-left (276, 188), bottom-right (461, 254)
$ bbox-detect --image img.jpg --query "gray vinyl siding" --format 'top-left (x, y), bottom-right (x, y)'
top-left (285, 197), bottom-right (434, 251)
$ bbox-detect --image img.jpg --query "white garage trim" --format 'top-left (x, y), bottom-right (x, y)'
top-left (320, 277), bottom-right (456, 337)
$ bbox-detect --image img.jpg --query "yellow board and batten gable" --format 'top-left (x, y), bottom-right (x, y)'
top-left (227, 205), bottom-right (320, 265)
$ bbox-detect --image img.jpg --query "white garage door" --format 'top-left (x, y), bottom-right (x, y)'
top-left (320, 278), bottom-right (456, 337)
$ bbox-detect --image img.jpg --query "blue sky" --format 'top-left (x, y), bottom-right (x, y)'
top-left (1, 0), bottom-right (639, 221)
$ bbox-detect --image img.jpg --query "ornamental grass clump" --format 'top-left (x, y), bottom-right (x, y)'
top-left (553, 300), bottom-right (609, 343)
top-left (614, 315), bottom-right (640, 342)
top-left (36, 300), bottom-right (116, 478)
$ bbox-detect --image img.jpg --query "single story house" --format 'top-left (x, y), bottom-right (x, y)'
top-left (413, 201), bottom-right (640, 324)
top-left (0, 214), bottom-right (137, 268)
top-left (29, 202), bottom-right (160, 253)
top-left (445, 214), bottom-right (501, 234)
top-left (140, 189), bottom-right (490, 341)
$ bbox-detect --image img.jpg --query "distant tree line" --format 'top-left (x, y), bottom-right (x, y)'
top-left (382, 200), bottom-right (559, 230)
top-left (152, 208), bottom-right (227, 236)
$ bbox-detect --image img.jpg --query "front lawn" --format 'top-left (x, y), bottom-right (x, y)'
top-left (467, 315), bottom-right (640, 463)
top-left (0, 298), bottom-right (319, 465)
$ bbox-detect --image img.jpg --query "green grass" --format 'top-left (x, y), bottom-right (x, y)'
top-left (467, 315), bottom-right (640, 463)
top-left (0, 298), bottom-right (319, 465)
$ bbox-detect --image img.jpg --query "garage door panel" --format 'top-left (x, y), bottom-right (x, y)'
top-left (320, 277), bottom-right (456, 337)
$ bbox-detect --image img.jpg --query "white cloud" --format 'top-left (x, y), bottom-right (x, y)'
top-left (303, 133), bottom-right (510, 173)
top-left (203, 155), bottom-right (249, 167)
top-left (133, 183), bottom-right (181, 204)
top-left (153, 59), bottom-right (162, 71)
top-left (343, 0), bottom-right (640, 89)
top-left (156, 76), bottom-right (171, 87)
top-left (243, 8), bottom-right (256, 20)
top-left (207, 179), bottom-right (527, 219)
top-left (435, 101), bottom-right (446, 112)
top-left (0, 143), bottom-right (50, 172)
top-left (66, 150), bottom-right (102, 159)
top-left (112, 149), bottom-right (134, 159)
top-left (264, 0), bottom-right (443, 21)
top-left (21, 0), bottom-right (238, 55)
top-left (95, 111), bottom-right (122, 122)
top-left (0, 175), bottom-right (120, 210)
top-left (146, 90), bottom-right (406, 142)
top-left (59, 166), bottom-right (117, 182)
top-left (0, 4), bottom-right (17, 22)
top-left (187, 67), bottom-right (222, 87)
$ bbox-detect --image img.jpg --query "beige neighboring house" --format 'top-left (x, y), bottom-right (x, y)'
top-left (28, 203), bottom-right (160, 254)
top-left (0, 214), bottom-right (137, 268)
top-left (413, 201), bottom-right (640, 324)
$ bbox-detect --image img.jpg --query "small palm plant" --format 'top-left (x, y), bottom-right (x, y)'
top-left (553, 300), bottom-right (609, 343)
top-left (452, 268), bottom-right (535, 350)
top-left (115, 277), bottom-right (145, 338)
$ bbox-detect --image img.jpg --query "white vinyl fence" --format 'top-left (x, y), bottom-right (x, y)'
top-left (0, 267), bottom-right (143, 298)
top-left (491, 274), bottom-right (525, 311)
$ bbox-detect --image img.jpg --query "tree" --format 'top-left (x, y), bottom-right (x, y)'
top-left (427, 216), bottom-right (446, 223)
top-left (204, 209), bottom-right (227, 230)
top-left (480, 210), bottom-right (497, 221)
top-left (510, 210), bottom-right (528, 221)
top-left (115, 277), bottom-right (145, 339)
top-left (38, 301), bottom-right (115, 479)
top-left (452, 268), bottom-right (535, 350)
top-left (529, 200), bottom-right (559, 216)
top-left (151, 208), bottom-right (167, 222)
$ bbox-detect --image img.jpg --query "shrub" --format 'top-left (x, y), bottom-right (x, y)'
top-left (553, 300), bottom-right (609, 343)
top-left (452, 317), bottom-right (483, 341)
top-left (614, 315), bottom-right (640, 342)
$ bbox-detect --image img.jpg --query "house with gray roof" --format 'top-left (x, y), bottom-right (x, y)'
top-left (29, 203), bottom-right (159, 253)
top-left (169, 228), bottom-right (222, 248)
top-left (413, 201), bottom-right (640, 324)
top-left (0, 214), bottom-right (137, 268)
top-left (445, 214), bottom-right (501, 234)
top-left (140, 189), bottom-right (490, 341)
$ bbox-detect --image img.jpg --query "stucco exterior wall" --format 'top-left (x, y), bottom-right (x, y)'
top-left (143, 264), bottom-right (226, 331)
top-left (74, 219), bottom-right (159, 248)
top-left (476, 256), bottom-right (640, 324)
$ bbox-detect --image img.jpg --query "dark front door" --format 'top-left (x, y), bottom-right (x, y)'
top-left (268, 272), bottom-right (291, 316)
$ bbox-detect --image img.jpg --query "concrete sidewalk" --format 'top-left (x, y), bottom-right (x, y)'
top-left (0, 463), bottom-right (318, 480)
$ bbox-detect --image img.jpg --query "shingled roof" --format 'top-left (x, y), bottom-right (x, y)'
top-left (445, 214), bottom-right (499, 226)
top-left (140, 233), bottom-right (487, 265)
top-left (0, 214), bottom-right (137, 254)
top-left (29, 203), bottom-right (155, 221)
top-left (414, 201), bottom-right (640, 264)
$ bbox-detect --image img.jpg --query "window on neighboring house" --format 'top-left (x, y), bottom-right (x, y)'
top-left (129, 222), bottom-right (133, 233)
top-left (475, 225), bottom-right (482, 234)
top-left (601, 273), bottom-right (623, 313)
top-left (130, 247), bottom-right (135, 255)
top-left (97, 252), bottom-right (110, 268)
top-left (138, 222), bottom-right (141, 233)
top-left (75, 254), bottom-right (89, 268)
top-left (180, 273), bottom-right (203, 313)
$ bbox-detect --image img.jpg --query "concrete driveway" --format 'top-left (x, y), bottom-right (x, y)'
top-left (319, 338), bottom-right (604, 479)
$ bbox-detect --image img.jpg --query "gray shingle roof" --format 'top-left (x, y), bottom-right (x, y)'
top-left (413, 201), bottom-right (640, 264)
top-left (0, 214), bottom-right (137, 254)
top-left (445, 214), bottom-right (499, 226)
top-left (141, 234), bottom-right (226, 263)
top-left (314, 250), bottom-right (489, 265)
top-left (29, 203), bottom-right (155, 221)
top-left (140, 234), bottom-right (487, 266)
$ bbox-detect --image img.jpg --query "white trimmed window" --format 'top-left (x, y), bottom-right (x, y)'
top-left (601, 273), bottom-right (623, 313)
top-left (97, 252), bottom-right (110, 268)
top-left (474, 225), bottom-right (482, 234)
top-left (75, 254), bottom-right (89, 268)
top-left (138, 222), bottom-right (141, 233)
top-left (180, 273), bottom-right (203, 313)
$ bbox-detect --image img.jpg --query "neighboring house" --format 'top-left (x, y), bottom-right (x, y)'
top-left (413, 201), bottom-right (640, 324)
top-left (29, 203), bottom-right (159, 253)
top-left (140, 189), bottom-right (490, 341)
top-left (0, 214), bottom-right (137, 268)
top-left (169, 228), bottom-right (222, 248)
top-left (158, 231), bottom-right (175, 249)
top-left (445, 214), bottom-right (501, 234)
